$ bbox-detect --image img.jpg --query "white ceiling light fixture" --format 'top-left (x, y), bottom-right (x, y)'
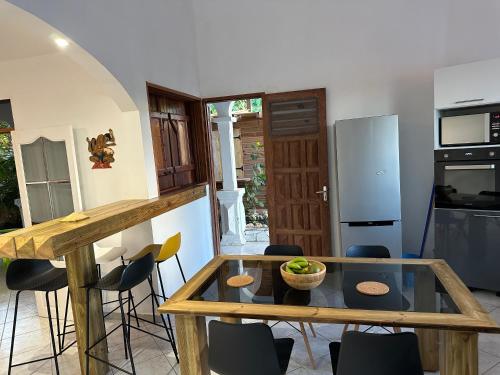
top-left (54, 37), bottom-right (69, 48)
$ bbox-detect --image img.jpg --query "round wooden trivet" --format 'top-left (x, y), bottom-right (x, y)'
top-left (227, 275), bottom-right (254, 288)
top-left (356, 281), bottom-right (390, 296)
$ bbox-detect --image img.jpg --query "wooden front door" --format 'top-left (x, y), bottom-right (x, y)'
top-left (263, 88), bottom-right (331, 256)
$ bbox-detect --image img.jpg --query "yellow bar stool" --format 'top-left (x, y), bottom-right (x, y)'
top-left (127, 232), bottom-right (185, 327)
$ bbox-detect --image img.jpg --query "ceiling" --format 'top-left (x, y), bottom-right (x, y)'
top-left (0, 2), bottom-right (60, 62)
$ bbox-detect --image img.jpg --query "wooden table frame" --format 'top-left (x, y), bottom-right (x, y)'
top-left (0, 184), bottom-right (207, 375)
top-left (159, 255), bottom-right (500, 375)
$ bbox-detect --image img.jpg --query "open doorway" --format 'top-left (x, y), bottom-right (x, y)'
top-left (206, 94), bottom-right (269, 254)
top-left (0, 100), bottom-right (22, 235)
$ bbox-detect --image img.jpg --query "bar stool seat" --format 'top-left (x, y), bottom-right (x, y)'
top-left (7, 261), bottom-right (68, 291)
top-left (94, 245), bottom-right (127, 264)
top-left (6, 260), bottom-right (71, 375)
top-left (93, 265), bottom-right (128, 290)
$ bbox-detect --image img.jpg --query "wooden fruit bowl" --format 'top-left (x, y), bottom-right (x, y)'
top-left (280, 260), bottom-right (326, 290)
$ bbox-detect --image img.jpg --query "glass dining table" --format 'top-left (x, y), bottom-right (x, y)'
top-left (158, 255), bottom-right (500, 375)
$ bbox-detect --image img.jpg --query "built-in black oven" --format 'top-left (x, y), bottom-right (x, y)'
top-left (434, 147), bottom-right (500, 210)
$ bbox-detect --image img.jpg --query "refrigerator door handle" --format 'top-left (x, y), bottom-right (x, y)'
top-left (315, 186), bottom-right (328, 202)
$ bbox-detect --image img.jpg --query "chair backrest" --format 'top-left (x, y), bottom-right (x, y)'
top-left (157, 232), bottom-right (181, 262)
top-left (334, 332), bottom-right (424, 375)
top-left (208, 321), bottom-right (283, 375)
top-left (346, 245), bottom-right (390, 258)
top-left (6, 260), bottom-right (54, 290)
top-left (264, 244), bottom-right (303, 257)
top-left (119, 252), bottom-right (154, 291)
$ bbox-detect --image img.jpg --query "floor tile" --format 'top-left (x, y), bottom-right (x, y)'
top-left (486, 363), bottom-right (500, 375)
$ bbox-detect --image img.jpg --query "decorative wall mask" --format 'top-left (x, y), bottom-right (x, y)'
top-left (86, 129), bottom-right (116, 169)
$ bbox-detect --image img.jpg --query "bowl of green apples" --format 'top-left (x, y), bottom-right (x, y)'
top-left (280, 257), bottom-right (326, 290)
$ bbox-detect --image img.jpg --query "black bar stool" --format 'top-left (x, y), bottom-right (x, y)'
top-left (84, 252), bottom-right (178, 375)
top-left (125, 233), bottom-right (185, 352)
top-left (6, 259), bottom-right (74, 375)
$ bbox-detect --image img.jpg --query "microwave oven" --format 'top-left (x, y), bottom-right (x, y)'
top-left (440, 111), bottom-right (500, 147)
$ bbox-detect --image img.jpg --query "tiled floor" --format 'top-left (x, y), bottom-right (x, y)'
top-left (0, 271), bottom-right (499, 374)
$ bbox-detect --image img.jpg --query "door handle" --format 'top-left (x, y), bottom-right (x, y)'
top-left (473, 214), bottom-right (500, 219)
top-left (315, 186), bottom-right (328, 202)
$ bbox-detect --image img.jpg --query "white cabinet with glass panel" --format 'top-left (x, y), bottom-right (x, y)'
top-left (11, 126), bottom-right (82, 226)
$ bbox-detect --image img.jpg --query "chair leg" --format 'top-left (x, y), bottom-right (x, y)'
top-left (175, 254), bottom-right (187, 283)
top-left (342, 324), bottom-right (349, 334)
top-left (299, 322), bottom-right (316, 369)
top-left (54, 290), bottom-right (62, 353)
top-left (8, 291), bottom-right (21, 375)
top-left (353, 324), bottom-right (360, 331)
top-left (393, 326), bottom-right (402, 333)
top-left (156, 263), bottom-right (176, 338)
top-left (157, 262), bottom-right (167, 302)
top-left (147, 276), bottom-right (179, 363)
top-left (119, 293), bottom-right (136, 374)
top-left (263, 320), bottom-right (269, 325)
top-left (308, 322), bottom-right (316, 337)
top-left (86, 287), bottom-right (91, 375)
top-left (128, 291), bottom-right (140, 328)
top-left (61, 289), bottom-right (70, 350)
top-left (149, 276), bottom-right (156, 324)
top-left (45, 291), bottom-right (60, 375)
top-left (118, 293), bottom-right (128, 360)
top-left (127, 291), bottom-right (132, 343)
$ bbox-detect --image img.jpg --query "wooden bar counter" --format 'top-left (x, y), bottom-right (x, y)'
top-left (0, 184), bottom-right (206, 375)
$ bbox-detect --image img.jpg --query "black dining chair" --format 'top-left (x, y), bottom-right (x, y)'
top-left (264, 244), bottom-right (317, 368)
top-left (346, 245), bottom-right (391, 259)
top-left (84, 252), bottom-right (178, 375)
top-left (6, 259), bottom-right (73, 375)
top-left (343, 244), bottom-right (405, 333)
top-left (329, 331), bottom-right (424, 375)
top-left (208, 321), bottom-right (294, 375)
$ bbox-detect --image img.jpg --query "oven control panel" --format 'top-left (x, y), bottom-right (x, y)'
top-left (490, 112), bottom-right (500, 143)
top-left (435, 146), bottom-right (500, 162)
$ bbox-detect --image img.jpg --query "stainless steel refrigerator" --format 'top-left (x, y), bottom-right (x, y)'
top-left (335, 115), bottom-right (402, 257)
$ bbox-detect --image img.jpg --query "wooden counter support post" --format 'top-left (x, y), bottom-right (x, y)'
top-left (415, 266), bottom-right (439, 371)
top-left (440, 331), bottom-right (478, 375)
top-left (66, 245), bottom-right (108, 375)
top-left (176, 315), bottom-right (209, 375)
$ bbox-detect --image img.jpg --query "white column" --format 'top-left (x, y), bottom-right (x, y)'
top-left (213, 101), bottom-right (246, 246)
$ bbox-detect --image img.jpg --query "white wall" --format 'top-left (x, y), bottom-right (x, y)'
top-left (192, 0), bottom-right (500, 255)
top-left (0, 53), bottom-right (148, 214)
top-left (5, 0), bottom-right (215, 284)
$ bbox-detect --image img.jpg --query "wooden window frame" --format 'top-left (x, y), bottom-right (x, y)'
top-left (146, 82), bottom-right (220, 254)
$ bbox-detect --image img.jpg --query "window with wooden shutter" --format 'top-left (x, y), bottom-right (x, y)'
top-left (147, 85), bottom-right (208, 195)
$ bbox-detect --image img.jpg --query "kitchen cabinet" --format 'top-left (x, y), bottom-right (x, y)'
top-left (435, 208), bottom-right (500, 291)
top-left (434, 58), bottom-right (500, 109)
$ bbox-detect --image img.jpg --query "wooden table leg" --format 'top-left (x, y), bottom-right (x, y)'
top-left (416, 328), bottom-right (439, 371)
top-left (65, 246), bottom-right (108, 375)
top-left (440, 331), bottom-right (478, 375)
top-left (414, 266), bottom-right (439, 372)
top-left (176, 315), bottom-right (209, 375)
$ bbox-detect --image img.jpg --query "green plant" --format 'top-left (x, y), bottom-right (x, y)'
top-left (0, 123), bottom-right (22, 229)
top-left (243, 141), bottom-right (266, 223)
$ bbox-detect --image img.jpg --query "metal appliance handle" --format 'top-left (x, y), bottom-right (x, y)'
top-left (444, 164), bottom-right (495, 171)
top-left (454, 98), bottom-right (484, 104)
top-left (473, 214), bottom-right (500, 219)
